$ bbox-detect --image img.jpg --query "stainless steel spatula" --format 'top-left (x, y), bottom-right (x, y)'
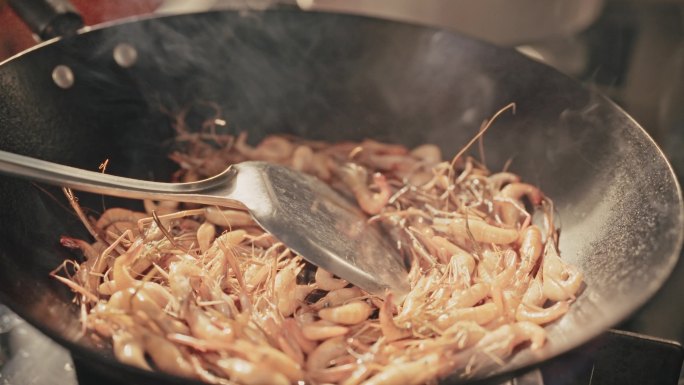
top-left (0, 150), bottom-right (410, 297)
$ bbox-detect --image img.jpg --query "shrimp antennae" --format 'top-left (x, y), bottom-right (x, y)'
top-left (446, 103), bottom-right (516, 209)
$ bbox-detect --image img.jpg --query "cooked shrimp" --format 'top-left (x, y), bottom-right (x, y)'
top-left (235, 132), bottom-right (293, 163)
top-left (231, 340), bottom-right (304, 382)
top-left (488, 172), bottom-right (521, 190)
top-left (60, 236), bottom-right (99, 260)
top-left (448, 283), bottom-right (490, 309)
top-left (437, 217), bottom-right (519, 244)
top-left (499, 183), bottom-right (544, 206)
top-left (436, 302), bottom-right (499, 328)
top-left (379, 293), bottom-right (411, 341)
top-left (313, 287), bottom-right (363, 310)
top-left (430, 235), bottom-right (476, 274)
top-left (215, 357), bottom-right (289, 385)
top-left (143, 200), bottom-right (179, 216)
top-left (292, 145), bottom-right (314, 172)
top-left (516, 301), bottom-right (569, 325)
top-left (410, 144), bottom-right (442, 166)
top-left (542, 244), bottom-right (583, 301)
top-left (518, 225), bottom-right (543, 278)
top-left (339, 163), bottom-right (391, 215)
top-left (274, 263), bottom-right (299, 316)
top-left (168, 259), bottom-right (202, 300)
top-left (283, 318), bottom-right (317, 353)
top-left (318, 301), bottom-right (373, 325)
top-left (496, 183), bottom-right (543, 226)
top-left (95, 208), bottom-right (147, 230)
top-left (363, 353), bottom-right (444, 385)
top-left (54, 120), bottom-right (582, 385)
top-left (142, 333), bottom-right (195, 378)
top-left (306, 336), bottom-right (347, 370)
top-left (196, 222), bottom-right (216, 253)
top-left (315, 267), bottom-right (348, 291)
top-left (204, 207), bottom-right (255, 228)
top-left (512, 321), bottom-right (546, 350)
top-left (310, 363), bottom-right (358, 384)
top-left (187, 303), bottom-right (234, 343)
top-left (301, 321), bottom-right (350, 340)
top-left (359, 138), bottom-right (408, 156)
top-left (112, 330), bottom-right (150, 370)
top-left (340, 365), bottom-right (373, 385)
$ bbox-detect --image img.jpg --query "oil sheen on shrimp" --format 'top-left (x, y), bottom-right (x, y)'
top-left (52, 107), bottom-right (582, 385)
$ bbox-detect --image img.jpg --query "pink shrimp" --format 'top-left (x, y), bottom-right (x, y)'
top-left (60, 236), bottom-right (99, 260)
top-left (430, 235), bottom-right (476, 274)
top-left (274, 263), bottom-right (299, 316)
top-left (436, 302), bottom-right (499, 328)
top-left (215, 357), bottom-right (289, 385)
top-left (143, 200), bottom-right (179, 216)
top-left (499, 183), bottom-right (544, 206)
top-left (542, 244), bottom-right (583, 301)
top-left (318, 301), bottom-right (373, 325)
top-left (204, 207), bottom-right (255, 228)
top-left (142, 333), bottom-right (196, 378)
top-left (516, 301), bottom-right (569, 325)
top-left (462, 321), bottom-right (545, 366)
top-left (338, 163), bottom-right (391, 215)
top-left (53, 128), bottom-right (585, 385)
top-left (112, 330), bottom-right (150, 370)
top-left (310, 363), bottom-right (358, 384)
top-left (306, 336), bottom-right (347, 370)
top-left (95, 208), bottom-right (147, 230)
top-left (363, 353), bottom-right (443, 385)
top-left (488, 172), bottom-right (521, 190)
top-left (496, 183), bottom-right (543, 226)
top-left (518, 225), bottom-right (543, 278)
top-left (283, 318), bottom-right (317, 353)
top-left (230, 340), bottom-right (304, 382)
top-left (439, 217), bottom-right (519, 244)
top-left (196, 221), bottom-right (216, 253)
top-left (379, 293), bottom-right (411, 341)
top-left (291, 145), bottom-right (314, 172)
top-left (359, 139), bottom-right (408, 156)
top-left (301, 320), bottom-right (350, 340)
top-left (448, 283), bottom-right (490, 309)
top-left (186, 303), bottom-right (235, 343)
top-left (313, 287), bottom-right (363, 310)
top-left (315, 267), bottom-right (348, 291)
top-left (235, 133), bottom-right (294, 163)
top-left (410, 144), bottom-right (442, 165)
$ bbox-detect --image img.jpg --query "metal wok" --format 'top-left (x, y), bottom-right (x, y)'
top-left (0, 8), bottom-right (681, 385)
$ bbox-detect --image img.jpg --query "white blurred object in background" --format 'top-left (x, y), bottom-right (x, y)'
top-left (155, 0), bottom-right (604, 46)
top-left (294, 0), bottom-right (604, 46)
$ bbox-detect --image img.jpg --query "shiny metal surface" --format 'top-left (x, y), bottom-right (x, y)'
top-left (0, 151), bottom-right (409, 297)
top-left (0, 9), bottom-right (680, 384)
top-left (112, 43), bottom-right (137, 68)
top-left (51, 64), bottom-right (74, 89)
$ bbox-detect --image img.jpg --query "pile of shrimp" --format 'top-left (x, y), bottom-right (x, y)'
top-left (52, 105), bottom-right (583, 385)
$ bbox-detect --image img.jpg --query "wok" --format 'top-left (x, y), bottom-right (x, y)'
top-left (0, 6), bottom-right (681, 385)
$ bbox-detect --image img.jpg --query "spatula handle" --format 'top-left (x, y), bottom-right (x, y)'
top-left (0, 149), bottom-right (239, 207)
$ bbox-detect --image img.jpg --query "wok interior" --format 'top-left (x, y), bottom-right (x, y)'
top-left (0, 10), bottom-right (681, 382)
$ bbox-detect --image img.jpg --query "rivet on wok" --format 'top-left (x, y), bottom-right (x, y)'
top-left (52, 65), bottom-right (74, 89)
top-left (113, 43), bottom-right (138, 68)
